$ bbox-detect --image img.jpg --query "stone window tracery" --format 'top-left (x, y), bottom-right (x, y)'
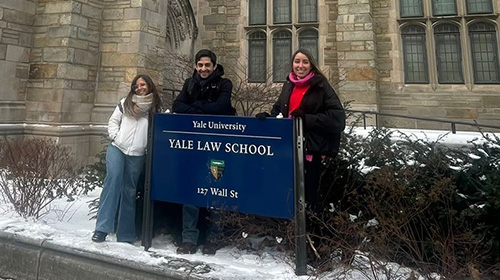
top-left (399, 0), bottom-right (499, 85)
top-left (246, 0), bottom-right (319, 83)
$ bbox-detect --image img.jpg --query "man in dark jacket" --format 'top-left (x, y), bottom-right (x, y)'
top-left (173, 49), bottom-right (234, 116)
top-left (172, 49), bottom-right (234, 255)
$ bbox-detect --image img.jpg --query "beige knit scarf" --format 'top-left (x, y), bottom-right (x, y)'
top-left (132, 93), bottom-right (153, 118)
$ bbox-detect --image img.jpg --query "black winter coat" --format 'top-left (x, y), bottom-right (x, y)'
top-left (173, 65), bottom-right (234, 115)
top-left (271, 74), bottom-right (345, 157)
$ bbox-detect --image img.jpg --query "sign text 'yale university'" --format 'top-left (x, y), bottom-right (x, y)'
top-left (150, 114), bottom-right (295, 219)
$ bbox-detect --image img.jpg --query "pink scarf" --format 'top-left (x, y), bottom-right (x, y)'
top-left (288, 71), bottom-right (315, 87)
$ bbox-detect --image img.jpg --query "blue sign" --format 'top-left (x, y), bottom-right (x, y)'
top-left (150, 114), bottom-right (295, 219)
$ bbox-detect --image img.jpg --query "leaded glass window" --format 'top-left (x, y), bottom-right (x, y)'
top-left (400, 0), bottom-right (424, 17)
top-left (274, 0), bottom-right (291, 24)
top-left (273, 31), bottom-right (292, 82)
top-left (433, 0), bottom-right (457, 16)
top-left (466, 0), bottom-right (493, 14)
top-left (434, 24), bottom-right (463, 83)
top-left (247, 0), bottom-right (319, 83)
top-left (469, 23), bottom-right (500, 83)
top-left (249, 0), bottom-right (266, 25)
top-left (299, 0), bottom-right (317, 22)
top-left (402, 25), bottom-right (429, 83)
top-left (298, 29), bottom-right (318, 61)
top-left (248, 32), bottom-right (267, 82)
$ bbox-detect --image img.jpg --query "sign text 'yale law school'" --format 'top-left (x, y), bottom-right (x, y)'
top-left (150, 114), bottom-right (295, 219)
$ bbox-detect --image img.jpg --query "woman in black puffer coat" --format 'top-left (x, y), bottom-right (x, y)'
top-left (257, 48), bottom-right (345, 211)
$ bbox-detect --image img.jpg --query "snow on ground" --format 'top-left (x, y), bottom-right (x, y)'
top-left (0, 188), bottom-right (432, 280)
top-left (352, 127), bottom-right (497, 147)
top-left (0, 126), bottom-right (475, 279)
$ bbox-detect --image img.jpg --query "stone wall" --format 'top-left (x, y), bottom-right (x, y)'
top-left (0, 0), bottom-right (35, 123)
top-left (194, 0), bottom-right (239, 76)
top-left (323, 0), bottom-right (339, 83)
top-left (0, 0), bottom-right (171, 162)
top-left (25, 0), bottom-right (103, 161)
top-left (92, 0), bottom-right (169, 158)
top-left (27, 0), bottom-right (101, 124)
top-left (336, 0), bottom-right (379, 113)
top-left (372, 0), bottom-right (500, 130)
top-left (1, 0), bottom-right (500, 163)
top-left (93, 0), bottom-right (168, 124)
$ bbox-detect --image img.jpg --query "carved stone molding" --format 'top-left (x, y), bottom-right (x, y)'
top-left (166, 0), bottom-right (198, 49)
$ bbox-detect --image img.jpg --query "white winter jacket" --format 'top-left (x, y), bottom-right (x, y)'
top-left (108, 98), bottom-right (149, 156)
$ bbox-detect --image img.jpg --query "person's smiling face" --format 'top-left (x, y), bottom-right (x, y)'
top-left (292, 52), bottom-right (312, 79)
top-left (196, 57), bottom-right (216, 79)
top-left (134, 78), bottom-right (149, 96)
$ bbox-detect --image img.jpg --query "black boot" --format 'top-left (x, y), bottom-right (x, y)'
top-left (91, 231), bottom-right (107, 243)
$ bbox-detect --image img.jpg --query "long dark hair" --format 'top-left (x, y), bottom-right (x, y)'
top-left (290, 48), bottom-right (326, 78)
top-left (123, 74), bottom-right (162, 116)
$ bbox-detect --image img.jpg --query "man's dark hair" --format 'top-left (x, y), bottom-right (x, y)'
top-left (195, 49), bottom-right (217, 65)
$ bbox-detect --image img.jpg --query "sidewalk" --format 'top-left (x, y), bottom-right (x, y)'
top-left (0, 231), bottom-right (217, 280)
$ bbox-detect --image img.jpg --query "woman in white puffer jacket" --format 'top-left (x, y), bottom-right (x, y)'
top-left (92, 74), bottom-right (162, 243)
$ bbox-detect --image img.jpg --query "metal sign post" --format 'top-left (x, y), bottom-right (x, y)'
top-left (142, 114), bottom-right (307, 275)
top-left (294, 117), bottom-right (307, 275)
top-left (148, 114), bottom-right (294, 218)
top-left (141, 113), bottom-right (155, 250)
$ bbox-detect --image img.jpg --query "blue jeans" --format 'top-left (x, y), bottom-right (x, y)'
top-left (182, 205), bottom-right (222, 244)
top-left (182, 204), bottom-right (200, 244)
top-left (95, 144), bottom-right (145, 242)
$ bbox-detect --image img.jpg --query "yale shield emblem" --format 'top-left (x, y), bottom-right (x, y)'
top-left (210, 159), bottom-right (225, 180)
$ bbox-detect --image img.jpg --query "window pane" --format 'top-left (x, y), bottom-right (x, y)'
top-left (402, 26), bottom-right (429, 83)
top-left (273, 31), bottom-right (292, 82)
top-left (249, 0), bottom-right (266, 25)
top-left (274, 0), bottom-right (291, 23)
top-left (249, 32), bottom-right (267, 82)
top-left (466, 0), bottom-right (493, 14)
top-left (400, 0), bottom-right (423, 17)
top-left (299, 29), bottom-right (319, 62)
top-left (434, 24), bottom-right (463, 83)
top-left (299, 0), bottom-right (317, 22)
top-left (433, 0), bottom-right (457, 15)
top-left (469, 23), bottom-right (500, 83)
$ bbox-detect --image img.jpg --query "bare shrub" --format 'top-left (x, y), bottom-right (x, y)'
top-left (214, 212), bottom-right (293, 252)
top-left (0, 137), bottom-right (79, 219)
top-left (224, 62), bottom-right (281, 116)
top-left (77, 138), bottom-right (107, 195)
top-left (210, 125), bottom-right (499, 278)
top-left (231, 82), bottom-right (281, 116)
top-left (317, 127), bottom-right (499, 279)
top-left (157, 51), bottom-right (193, 110)
top-left (81, 142), bottom-right (108, 221)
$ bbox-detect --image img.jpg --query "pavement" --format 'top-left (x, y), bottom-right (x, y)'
top-left (0, 231), bottom-right (218, 280)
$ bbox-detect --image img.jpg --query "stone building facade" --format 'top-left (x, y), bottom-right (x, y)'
top-left (1, 0), bottom-right (499, 161)
top-left (0, 0), bottom-right (172, 161)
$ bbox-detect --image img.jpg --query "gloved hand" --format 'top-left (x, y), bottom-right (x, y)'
top-left (290, 109), bottom-right (305, 119)
top-left (290, 109), bottom-right (306, 125)
top-left (255, 112), bottom-right (271, 120)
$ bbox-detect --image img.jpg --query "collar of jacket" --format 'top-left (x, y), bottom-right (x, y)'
top-left (191, 64), bottom-right (225, 86)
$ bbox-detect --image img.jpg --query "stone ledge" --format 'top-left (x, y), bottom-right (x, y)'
top-left (0, 231), bottom-right (217, 280)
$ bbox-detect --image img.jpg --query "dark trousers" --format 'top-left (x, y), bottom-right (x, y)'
top-left (304, 155), bottom-right (322, 211)
top-left (304, 155), bottom-right (323, 252)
